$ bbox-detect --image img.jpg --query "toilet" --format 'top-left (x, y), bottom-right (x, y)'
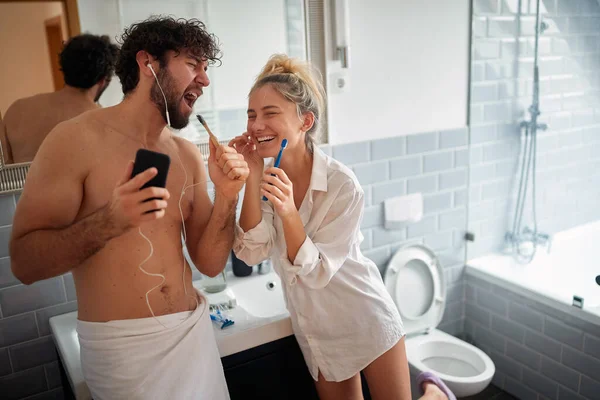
top-left (384, 244), bottom-right (495, 398)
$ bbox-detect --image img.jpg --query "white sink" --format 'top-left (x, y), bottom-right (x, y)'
top-left (193, 271), bottom-right (288, 319)
top-left (229, 272), bottom-right (287, 319)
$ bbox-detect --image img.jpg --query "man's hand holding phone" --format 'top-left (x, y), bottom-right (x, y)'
top-left (106, 151), bottom-right (171, 236)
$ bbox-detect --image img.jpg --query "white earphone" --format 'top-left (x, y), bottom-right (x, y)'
top-left (147, 61), bottom-right (171, 127)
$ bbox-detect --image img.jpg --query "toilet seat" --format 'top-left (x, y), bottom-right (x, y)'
top-left (384, 245), bottom-right (495, 398)
top-left (384, 244), bottom-right (445, 335)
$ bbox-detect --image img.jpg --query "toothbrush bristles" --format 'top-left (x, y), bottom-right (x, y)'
top-left (196, 114), bottom-right (220, 147)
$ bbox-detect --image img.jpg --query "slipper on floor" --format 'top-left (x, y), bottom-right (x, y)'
top-left (416, 371), bottom-right (457, 400)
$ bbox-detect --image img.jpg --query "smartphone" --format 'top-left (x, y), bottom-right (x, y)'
top-left (131, 149), bottom-right (171, 203)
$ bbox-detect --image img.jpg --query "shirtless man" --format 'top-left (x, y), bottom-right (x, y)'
top-left (10, 17), bottom-right (247, 399)
top-left (1, 34), bottom-right (118, 164)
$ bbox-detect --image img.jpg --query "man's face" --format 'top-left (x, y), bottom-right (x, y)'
top-left (150, 50), bottom-right (210, 129)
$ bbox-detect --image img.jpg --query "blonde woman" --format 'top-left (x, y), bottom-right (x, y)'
top-left (231, 55), bottom-right (455, 400)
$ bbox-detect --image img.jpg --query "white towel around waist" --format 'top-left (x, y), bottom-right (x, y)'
top-left (77, 291), bottom-right (229, 400)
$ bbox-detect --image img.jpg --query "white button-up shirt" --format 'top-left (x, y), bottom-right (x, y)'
top-left (233, 147), bottom-right (405, 382)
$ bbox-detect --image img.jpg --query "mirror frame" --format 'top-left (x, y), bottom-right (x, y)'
top-left (0, 0), bottom-right (327, 194)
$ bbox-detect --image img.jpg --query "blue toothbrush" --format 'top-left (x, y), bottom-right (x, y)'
top-left (263, 139), bottom-right (288, 201)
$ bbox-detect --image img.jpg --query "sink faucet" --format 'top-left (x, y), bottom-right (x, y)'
top-left (258, 260), bottom-right (271, 275)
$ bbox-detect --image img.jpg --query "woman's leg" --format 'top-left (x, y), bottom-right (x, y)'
top-left (362, 337), bottom-right (412, 400)
top-left (314, 370), bottom-right (364, 400)
top-left (419, 382), bottom-right (448, 400)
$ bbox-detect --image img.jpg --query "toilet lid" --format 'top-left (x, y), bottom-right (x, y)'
top-left (384, 244), bottom-right (445, 335)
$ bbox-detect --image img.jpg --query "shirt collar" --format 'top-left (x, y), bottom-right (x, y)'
top-left (309, 146), bottom-right (328, 193)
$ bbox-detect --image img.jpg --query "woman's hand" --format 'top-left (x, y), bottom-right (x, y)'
top-left (261, 167), bottom-right (298, 219)
top-left (229, 133), bottom-right (263, 180)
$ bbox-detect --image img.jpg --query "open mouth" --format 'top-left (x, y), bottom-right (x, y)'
top-left (183, 91), bottom-right (199, 108)
top-left (257, 136), bottom-right (276, 145)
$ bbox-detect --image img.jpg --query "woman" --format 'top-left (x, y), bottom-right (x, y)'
top-left (231, 54), bottom-right (436, 400)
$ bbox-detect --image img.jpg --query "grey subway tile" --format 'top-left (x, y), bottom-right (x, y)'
top-left (583, 334), bottom-right (600, 359)
top-left (332, 142), bottom-right (370, 165)
top-left (439, 209), bottom-right (467, 231)
top-left (453, 189), bottom-right (467, 207)
top-left (372, 227), bottom-right (406, 248)
top-left (466, 303), bottom-right (492, 327)
top-left (439, 170), bottom-right (468, 190)
top-left (544, 317), bottom-right (584, 350)
top-left (9, 336), bottom-right (58, 372)
top-left (424, 232), bottom-right (454, 252)
top-left (406, 216), bottom-right (437, 238)
top-left (0, 257), bottom-right (20, 289)
top-left (36, 302), bottom-right (78, 337)
top-left (477, 289), bottom-right (508, 316)
top-left (0, 313), bottom-right (38, 347)
top-left (471, 83), bottom-right (499, 102)
top-left (407, 175), bottom-right (437, 194)
top-left (406, 132), bottom-right (437, 154)
top-left (439, 128), bottom-right (468, 149)
top-left (521, 367), bottom-right (558, 400)
top-left (506, 341), bottom-right (541, 371)
top-left (474, 0), bottom-right (500, 14)
top-left (360, 229), bottom-right (372, 251)
top-left (390, 156), bottom-right (422, 179)
top-left (509, 302), bottom-right (544, 331)
top-left (0, 226), bottom-right (11, 258)
top-left (492, 315), bottom-right (525, 343)
top-left (505, 377), bottom-right (537, 400)
top-left (454, 149), bottom-right (469, 167)
top-left (423, 193), bottom-right (453, 214)
top-left (0, 277), bottom-right (66, 317)
top-left (580, 376), bottom-right (600, 400)
top-left (525, 330), bottom-right (562, 362)
top-left (0, 348), bottom-right (11, 377)
top-left (0, 195), bottom-right (15, 226)
top-left (45, 361), bottom-right (62, 389)
top-left (562, 346), bottom-right (600, 381)
top-left (361, 205), bottom-right (383, 229)
top-left (541, 356), bottom-right (581, 392)
top-left (353, 161), bottom-right (389, 185)
top-left (24, 388), bottom-right (66, 400)
top-left (371, 181), bottom-right (406, 205)
top-left (489, 351), bottom-right (522, 380)
top-left (474, 40), bottom-right (501, 60)
top-left (0, 366), bottom-right (48, 400)
top-left (363, 247), bottom-right (390, 274)
top-left (371, 136), bottom-right (405, 160)
top-left (474, 324), bottom-right (505, 353)
top-left (423, 151), bottom-right (453, 173)
top-left (63, 273), bottom-right (76, 302)
top-left (558, 386), bottom-right (587, 400)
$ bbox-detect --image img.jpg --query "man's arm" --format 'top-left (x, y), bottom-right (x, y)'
top-left (184, 140), bottom-right (248, 277)
top-left (0, 111), bottom-right (14, 164)
top-left (10, 122), bottom-right (169, 284)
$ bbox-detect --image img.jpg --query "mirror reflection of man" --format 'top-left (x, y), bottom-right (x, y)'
top-left (0, 34), bottom-right (118, 164)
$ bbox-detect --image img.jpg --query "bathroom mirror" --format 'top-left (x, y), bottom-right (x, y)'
top-left (0, 0), bottom-right (326, 193)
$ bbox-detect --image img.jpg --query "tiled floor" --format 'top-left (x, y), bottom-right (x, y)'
top-left (459, 384), bottom-right (518, 400)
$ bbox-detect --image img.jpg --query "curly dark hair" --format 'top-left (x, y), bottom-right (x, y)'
top-left (115, 16), bottom-right (222, 95)
top-left (59, 34), bottom-right (119, 89)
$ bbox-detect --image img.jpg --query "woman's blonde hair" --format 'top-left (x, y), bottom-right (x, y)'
top-left (250, 54), bottom-right (326, 153)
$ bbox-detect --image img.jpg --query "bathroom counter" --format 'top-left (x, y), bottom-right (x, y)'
top-left (49, 271), bottom-right (293, 400)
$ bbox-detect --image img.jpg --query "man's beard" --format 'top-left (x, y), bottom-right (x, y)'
top-left (150, 68), bottom-right (191, 130)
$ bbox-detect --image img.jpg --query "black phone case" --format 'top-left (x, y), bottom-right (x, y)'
top-left (131, 148), bottom-right (171, 191)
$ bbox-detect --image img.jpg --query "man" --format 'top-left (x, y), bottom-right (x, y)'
top-left (10, 17), bottom-right (248, 399)
top-left (1, 34), bottom-right (118, 164)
